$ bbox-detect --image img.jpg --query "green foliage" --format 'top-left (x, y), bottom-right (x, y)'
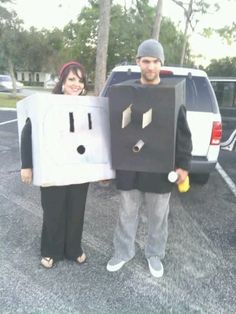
top-left (216, 23), bottom-right (236, 45)
top-left (203, 23), bottom-right (236, 45)
top-left (108, 3), bottom-right (152, 69)
top-left (41, 28), bottom-right (65, 74)
top-left (159, 18), bottom-right (190, 66)
top-left (65, 1), bottom-right (189, 76)
top-left (0, 9), bottom-right (24, 71)
top-left (63, 3), bottom-right (99, 79)
top-left (0, 0), bottom-right (13, 25)
top-left (205, 57), bottom-right (236, 76)
top-left (17, 28), bottom-right (48, 72)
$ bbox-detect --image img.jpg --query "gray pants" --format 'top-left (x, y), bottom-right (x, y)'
top-left (113, 190), bottom-right (171, 261)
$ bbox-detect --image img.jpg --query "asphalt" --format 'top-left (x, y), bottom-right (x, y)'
top-left (0, 110), bottom-right (235, 313)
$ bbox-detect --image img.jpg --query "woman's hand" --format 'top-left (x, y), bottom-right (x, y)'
top-left (99, 180), bottom-right (111, 186)
top-left (21, 168), bottom-right (33, 184)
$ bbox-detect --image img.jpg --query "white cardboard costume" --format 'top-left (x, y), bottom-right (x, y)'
top-left (17, 93), bottom-right (115, 186)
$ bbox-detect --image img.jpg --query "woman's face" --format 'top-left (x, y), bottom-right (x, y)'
top-left (63, 69), bottom-right (85, 96)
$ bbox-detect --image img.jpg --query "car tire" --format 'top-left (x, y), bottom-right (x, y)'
top-left (190, 173), bottom-right (210, 185)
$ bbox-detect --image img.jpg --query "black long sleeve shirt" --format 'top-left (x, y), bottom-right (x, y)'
top-left (20, 118), bottom-right (33, 169)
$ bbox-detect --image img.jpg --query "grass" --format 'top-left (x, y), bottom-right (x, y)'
top-left (0, 93), bottom-right (24, 108)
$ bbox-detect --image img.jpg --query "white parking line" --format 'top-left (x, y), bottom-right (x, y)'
top-left (0, 107), bottom-right (16, 111)
top-left (216, 162), bottom-right (236, 198)
top-left (0, 119), bottom-right (17, 126)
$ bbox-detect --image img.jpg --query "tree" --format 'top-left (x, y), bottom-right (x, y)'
top-left (0, 0), bottom-right (12, 24)
top-left (215, 23), bottom-right (236, 45)
top-left (63, 2), bottom-right (99, 80)
top-left (171, 0), bottom-right (219, 65)
top-left (205, 57), bottom-right (236, 77)
top-left (40, 28), bottom-right (65, 75)
top-left (94, 0), bottom-right (111, 95)
top-left (203, 22), bottom-right (236, 45)
top-left (63, 0), bottom-right (192, 77)
top-left (159, 17), bottom-right (190, 66)
top-left (0, 0), bottom-right (195, 88)
top-left (0, 0), bottom-right (14, 71)
top-left (0, 6), bottom-right (24, 96)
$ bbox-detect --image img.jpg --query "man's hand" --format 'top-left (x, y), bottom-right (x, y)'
top-left (175, 168), bottom-right (188, 184)
top-left (21, 168), bottom-right (33, 184)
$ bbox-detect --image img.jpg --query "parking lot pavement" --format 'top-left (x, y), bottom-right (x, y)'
top-left (0, 110), bottom-right (236, 313)
top-left (218, 150), bottom-right (236, 182)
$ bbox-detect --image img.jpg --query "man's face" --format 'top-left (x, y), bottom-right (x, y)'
top-left (136, 57), bottom-right (161, 84)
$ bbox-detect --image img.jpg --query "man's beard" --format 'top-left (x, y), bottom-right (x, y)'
top-left (142, 71), bottom-right (159, 82)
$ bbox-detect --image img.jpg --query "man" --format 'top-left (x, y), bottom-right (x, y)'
top-left (106, 39), bottom-right (192, 278)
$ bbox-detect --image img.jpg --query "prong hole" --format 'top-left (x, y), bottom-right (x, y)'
top-left (77, 145), bottom-right (85, 154)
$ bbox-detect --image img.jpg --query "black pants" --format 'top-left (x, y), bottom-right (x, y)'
top-left (40, 183), bottom-right (89, 261)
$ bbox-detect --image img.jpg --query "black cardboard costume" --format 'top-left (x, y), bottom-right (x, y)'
top-left (109, 79), bottom-right (192, 193)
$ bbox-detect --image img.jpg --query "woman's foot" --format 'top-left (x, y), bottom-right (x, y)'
top-left (76, 253), bottom-right (86, 264)
top-left (41, 257), bottom-right (54, 269)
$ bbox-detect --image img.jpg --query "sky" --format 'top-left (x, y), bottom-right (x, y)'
top-left (7, 0), bottom-right (236, 66)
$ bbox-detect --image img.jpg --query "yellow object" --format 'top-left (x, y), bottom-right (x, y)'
top-left (178, 175), bottom-right (190, 193)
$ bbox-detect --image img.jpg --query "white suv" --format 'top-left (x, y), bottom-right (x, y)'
top-left (100, 65), bottom-right (222, 184)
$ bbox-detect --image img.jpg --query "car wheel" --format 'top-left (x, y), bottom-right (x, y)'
top-left (190, 173), bottom-right (210, 185)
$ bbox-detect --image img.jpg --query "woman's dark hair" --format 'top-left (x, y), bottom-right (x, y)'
top-left (52, 61), bottom-right (87, 95)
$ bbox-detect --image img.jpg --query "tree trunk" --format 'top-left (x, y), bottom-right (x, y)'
top-left (180, 0), bottom-right (193, 65)
top-left (8, 58), bottom-right (17, 98)
top-left (152, 0), bottom-right (163, 40)
top-left (94, 0), bottom-right (111, 96)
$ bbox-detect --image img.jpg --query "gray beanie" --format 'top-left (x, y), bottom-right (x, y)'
top-left (136, 39), bottom-right (165, 65)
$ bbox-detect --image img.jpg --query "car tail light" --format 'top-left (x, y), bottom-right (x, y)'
top-left (210, 121), bottom-right (222, 145)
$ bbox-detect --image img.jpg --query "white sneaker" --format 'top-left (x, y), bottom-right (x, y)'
top-left (106, 257), bottom-right (128, 272)
top-left (147, 256), bottom-right (164, 278)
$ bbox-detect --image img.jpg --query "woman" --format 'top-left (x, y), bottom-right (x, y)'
top-left (20, 61), bottom-right (89, 268)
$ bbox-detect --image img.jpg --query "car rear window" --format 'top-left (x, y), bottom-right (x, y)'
top-left (210, 80), bottom-right (236, 108)
top-left (101, 72), bottom-right (140, 96)
top-left (102, 71), bottom-right (218, 113)
top-left (179, 75), bottom-right (216, 112)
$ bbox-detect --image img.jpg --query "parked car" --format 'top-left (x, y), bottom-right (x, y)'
top-left (44, 78), bottom-right (58, 89)
top-left (210, 77), bottom-right (236, 142)
top-left (0, 75), bottom-right (24, 92)
top-left (100, 65), bottom-right (222, 184)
